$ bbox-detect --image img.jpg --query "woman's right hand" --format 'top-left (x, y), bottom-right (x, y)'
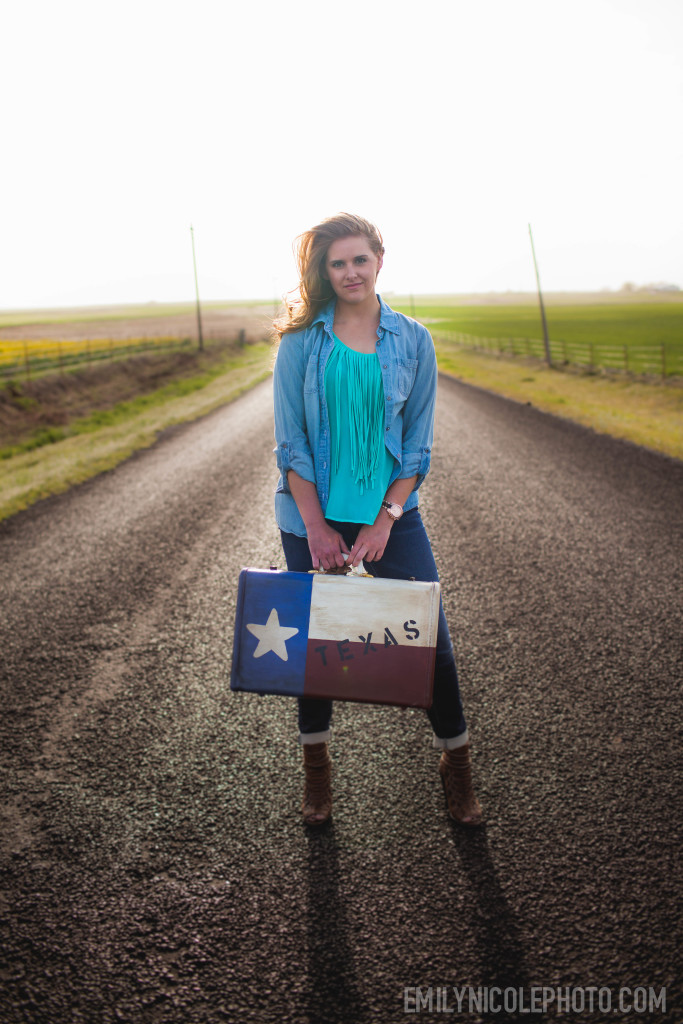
top-left (307, 523), bottom-right (350, 572)
top-left (286, 471), bottom-right (350, 571)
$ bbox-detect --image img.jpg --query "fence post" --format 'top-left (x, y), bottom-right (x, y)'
top-left (529, 223), bottom-right (552, 367)
top-left (661, 343), bottom-right (666, 379)
top-left (190, 225), bottom-right (204, 352)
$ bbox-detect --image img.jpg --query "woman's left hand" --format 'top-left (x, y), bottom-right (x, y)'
top-left (349, 518), bottom-right (393, 566)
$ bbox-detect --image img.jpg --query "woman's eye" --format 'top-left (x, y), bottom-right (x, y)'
top-left (355, 257), bottom-right (367, 263)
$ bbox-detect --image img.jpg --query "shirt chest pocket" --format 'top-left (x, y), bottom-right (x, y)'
top-left (304, 357), bottom-right (321, 394)
top-left (394, 357), bottom-right (418, 399)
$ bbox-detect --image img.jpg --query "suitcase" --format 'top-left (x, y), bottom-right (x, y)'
top-left (230, 567), bottom-right (440, 708)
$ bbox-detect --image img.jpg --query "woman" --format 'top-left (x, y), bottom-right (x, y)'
top-left (272, 213), bottom-right (482, 827)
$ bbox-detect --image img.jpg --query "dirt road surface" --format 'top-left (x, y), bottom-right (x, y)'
top-left (1, 376), bottom-right (681, 1023)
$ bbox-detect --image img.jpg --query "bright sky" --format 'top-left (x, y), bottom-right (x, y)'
top-left (2, 0), bottom-right (682, 310)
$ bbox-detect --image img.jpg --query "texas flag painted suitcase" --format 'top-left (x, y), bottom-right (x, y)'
top-left (230, 567), bottom-right (440, 708)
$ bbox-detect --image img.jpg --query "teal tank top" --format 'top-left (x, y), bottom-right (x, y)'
top-left (324, 334), bottom-right (395, 524)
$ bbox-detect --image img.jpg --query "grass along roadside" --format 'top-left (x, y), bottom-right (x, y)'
top-left (435, 342), bottom-right (683, 462)
top-left (1, 341), bottom-right (257, 457)
top-left (0, 342), bottom-right (272, 522)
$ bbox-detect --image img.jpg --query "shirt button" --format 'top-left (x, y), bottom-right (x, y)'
top-left (383, 364), bottom-right (388, 369)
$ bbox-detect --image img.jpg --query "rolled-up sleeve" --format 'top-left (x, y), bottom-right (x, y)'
top-left (398, 327), bottom-right (437, 486)
top-left (273, 334), bottom-right (316, 491)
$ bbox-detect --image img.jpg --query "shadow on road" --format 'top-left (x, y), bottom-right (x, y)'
top-left (448, 825), bottom-right (543, 1021)
top-left (304, 823), bottom-right (372, 1024)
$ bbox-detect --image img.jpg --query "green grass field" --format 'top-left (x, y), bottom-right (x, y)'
top-left (392, 294), bottom-right (683, 377)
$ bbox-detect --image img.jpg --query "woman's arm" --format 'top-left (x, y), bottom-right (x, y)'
top-left (273, 335), bottom-right (316, 490)
top-left (347, 475), bottom-right (418, 566)
top-left (398, 326), bottom-right (437, 487)
top-left (287, 470), bottom-right (350, 571)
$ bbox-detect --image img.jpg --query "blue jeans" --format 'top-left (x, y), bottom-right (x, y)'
top-left (280, 508), bottom-right (468, 745)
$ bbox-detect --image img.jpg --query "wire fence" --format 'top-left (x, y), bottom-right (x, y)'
top-left (432, 330), bottom-right (683, 380)
top-left (4, 325), bottom-right (680, 382)
top-left (0, 335), bottom-right (201, 381)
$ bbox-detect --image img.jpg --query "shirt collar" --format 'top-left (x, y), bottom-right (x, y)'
top-left (312, 295), bottom-right (401, 335)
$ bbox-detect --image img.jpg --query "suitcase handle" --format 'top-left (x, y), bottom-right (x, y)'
top-left (312, 556), bottom-right (372, 578)
top-left (314, 564), bottom-right (372, 578)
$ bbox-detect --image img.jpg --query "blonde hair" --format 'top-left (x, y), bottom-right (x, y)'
top-left (273, 213), bottom-right (385, 339)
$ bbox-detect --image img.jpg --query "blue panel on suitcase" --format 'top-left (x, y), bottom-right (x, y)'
top-left (231, 569), bottom-right (313, 697)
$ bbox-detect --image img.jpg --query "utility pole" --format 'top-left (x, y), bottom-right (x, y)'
top-left (190, 224), bottom-right (204, 352)
top-left (528, 224), bottom-right (551, 367)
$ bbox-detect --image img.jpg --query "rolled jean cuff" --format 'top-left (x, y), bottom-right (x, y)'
top-left (298, 729), bottom-right (331, 745)
top-left (432, 729), bottom-right (469, 750)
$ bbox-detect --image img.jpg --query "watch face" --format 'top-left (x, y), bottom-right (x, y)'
top-left (382, 500), bottom-right (403, 519)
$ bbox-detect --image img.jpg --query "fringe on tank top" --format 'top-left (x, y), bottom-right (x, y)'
top-left (328, 343), bottom-right (384, 496)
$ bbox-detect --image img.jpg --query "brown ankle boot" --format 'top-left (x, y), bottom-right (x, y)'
top-left (439, 743), bottom-right (483, 826)
top-left (302, 742), bottom-right (332, 825)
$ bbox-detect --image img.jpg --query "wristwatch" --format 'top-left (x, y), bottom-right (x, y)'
top-left (381, 500), bottom-right (404, 521)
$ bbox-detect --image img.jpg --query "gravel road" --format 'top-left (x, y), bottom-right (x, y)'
top-left (1, 375), bottom-right (681, 1024)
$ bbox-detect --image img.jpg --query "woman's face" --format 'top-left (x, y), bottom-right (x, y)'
top-left (324, 235), bottom-right (383, 305)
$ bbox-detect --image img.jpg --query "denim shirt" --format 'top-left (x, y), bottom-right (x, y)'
top-left (273, 295), bottom-right (437, 537)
